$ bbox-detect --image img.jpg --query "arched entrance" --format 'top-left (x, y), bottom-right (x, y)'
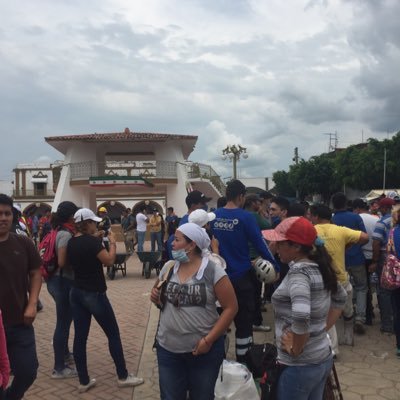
top-left (98, 201), bottom-right (126, 224)
top-left (132, 201), bottom-right (163, 216)
top-left (24, 202), bottom-right (52, 217)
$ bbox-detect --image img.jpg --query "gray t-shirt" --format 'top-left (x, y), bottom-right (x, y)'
top-left (55, 230), bottom-right (74, 280)
top-left (156, 257), bottom-right (226, 353)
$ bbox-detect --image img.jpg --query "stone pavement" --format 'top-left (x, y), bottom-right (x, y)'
top-left (135, 297), bottom-right (400, 400)
top-left (25, 244), bottom-right (155, 400)
top-left (24, 251), bottom-right (400, 400)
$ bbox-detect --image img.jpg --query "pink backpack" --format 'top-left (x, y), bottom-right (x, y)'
top-left (380, 228), bottom-right (400, 290)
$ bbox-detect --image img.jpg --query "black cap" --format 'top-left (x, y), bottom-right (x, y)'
top-left (57, 201), bottom-right (78, 219)
top-left (185, 190), bottom-right (212, 208)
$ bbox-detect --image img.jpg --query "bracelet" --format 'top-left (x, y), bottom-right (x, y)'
top-left (203, 336), bottom-right (210, 346)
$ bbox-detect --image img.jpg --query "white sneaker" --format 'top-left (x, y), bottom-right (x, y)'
top-left (253, 324), bottom-right (271, 332)
top-left (117, 374), bottom-right (144, 387)
top-left (51, 366), bottom-right (78, 379)
top-left (78, 378), bottom-right (97, 393)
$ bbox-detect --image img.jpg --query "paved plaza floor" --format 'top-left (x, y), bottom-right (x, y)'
top-left (24, 251), bottom-right (400, 399)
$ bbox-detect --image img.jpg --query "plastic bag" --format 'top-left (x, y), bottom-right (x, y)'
top-left (214, 360), bottom-right (259, 400)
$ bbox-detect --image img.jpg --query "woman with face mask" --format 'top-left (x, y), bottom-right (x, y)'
top-left (150, 223), bottom-right (238, 400)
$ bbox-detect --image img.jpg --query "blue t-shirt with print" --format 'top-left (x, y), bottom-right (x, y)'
top-left (211, 207), bottom-right (278, 281)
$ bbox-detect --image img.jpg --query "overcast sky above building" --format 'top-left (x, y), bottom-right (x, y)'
top-left (1, 0), bottom-right (399, 181)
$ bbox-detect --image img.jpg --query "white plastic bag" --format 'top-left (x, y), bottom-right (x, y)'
top-left (214, 360), bottom-right (259, 400)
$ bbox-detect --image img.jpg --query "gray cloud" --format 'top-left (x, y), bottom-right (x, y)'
top-left (0, 0), bottom-right (399, 182)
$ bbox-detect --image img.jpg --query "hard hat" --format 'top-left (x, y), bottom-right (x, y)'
top-left (98, 206), bottom-right (107, 213)
top-left (254, 258), bottom-right (277, 284)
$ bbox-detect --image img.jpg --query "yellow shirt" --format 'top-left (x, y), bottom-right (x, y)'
top-left (149, 215), bottom-right (162, 233)
top-left (315, 223), bottom-right (361, 284)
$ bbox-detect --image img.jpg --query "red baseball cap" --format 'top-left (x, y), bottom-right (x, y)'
top-left (378, 198), bottom-right (395, 207)
top-left (262, 217), bottom-right (317, 247)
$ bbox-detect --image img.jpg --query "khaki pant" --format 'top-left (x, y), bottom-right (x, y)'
top-left (123, 230), bottom-right (136, 253)
top-left (328, 280), bottom-right (353, 355)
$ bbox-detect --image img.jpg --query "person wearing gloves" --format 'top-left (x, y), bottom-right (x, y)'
top-left (150, 222), bottom-right (238, 400)
top-left (67, 208), bottom-right (144, 393)
top-left (263, 217), bottom-right (347, 400)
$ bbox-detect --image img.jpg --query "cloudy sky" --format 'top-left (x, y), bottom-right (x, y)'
top-left (1, 0), bottom-right (399, 182)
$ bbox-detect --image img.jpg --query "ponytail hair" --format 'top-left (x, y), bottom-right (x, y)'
top-left (298, 243), bottom-right (339, 294)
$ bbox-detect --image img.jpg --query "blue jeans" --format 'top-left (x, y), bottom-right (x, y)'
top-left (47, 274), bottom-right (73, 371)
top-left (157, 337), bottom-right (224, 400)
top-left (150, 231), bottom-right (162, 252)
top-left (70, 287), bottom-right (128, 385)
top-left (277, 355), bottom-right (333, 400)
top-left (4, 324), bottom-right (38, 400)
top-left (137, 231), bottom-right (146, 252)
top-left (392, 288), bottom-right (400, 348)
top-left (348, 264), bottom-right (367, 323)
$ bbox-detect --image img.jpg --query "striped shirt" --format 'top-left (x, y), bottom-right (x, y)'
top-left (272, 260), bottom-right (347, 366)
top-left (372, 213), bottom-right (392, 250)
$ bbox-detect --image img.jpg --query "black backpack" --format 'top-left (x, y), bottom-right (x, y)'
top-left (245, 343), bottom-right (283, 400)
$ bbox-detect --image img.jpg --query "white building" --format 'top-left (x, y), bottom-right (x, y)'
top-left (239, 177), bottom-right (274, 193)
top-left (13, 128), bottom-right (225, 219)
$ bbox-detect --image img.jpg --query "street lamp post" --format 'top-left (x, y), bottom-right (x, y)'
top-left (221, 145), bottom-right (248, 180)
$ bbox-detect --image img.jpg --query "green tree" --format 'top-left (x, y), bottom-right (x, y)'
top-left (272, 170), bottom-right (295, 196)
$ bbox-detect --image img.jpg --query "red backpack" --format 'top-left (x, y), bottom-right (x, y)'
top-left (38, 229), bottom-right (60, 280)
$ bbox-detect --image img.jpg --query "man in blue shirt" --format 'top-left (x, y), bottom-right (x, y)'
top-left (179, 190), bottom-right (211, 226)
top-left (371, 197), bottom-right (396, 333)
top-left (212, 180), bottom-right (278, 362)
top-left (332, 192), bottom-right (368, 334)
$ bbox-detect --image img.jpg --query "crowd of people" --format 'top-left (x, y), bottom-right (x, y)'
top-left (1, 183), bottom-right (400, 400)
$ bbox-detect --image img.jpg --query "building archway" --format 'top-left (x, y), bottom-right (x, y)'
top-left (24, 202), bottom-right (52, 217)
top-left (132, 201), bottom-right (163, 217)
top-left (98, 201), bottom-right (126, 224)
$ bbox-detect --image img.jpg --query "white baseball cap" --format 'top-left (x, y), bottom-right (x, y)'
top-left (74, 208), bottom-right (102, 223)
top-left (188, 209), bottom-right (216, 227)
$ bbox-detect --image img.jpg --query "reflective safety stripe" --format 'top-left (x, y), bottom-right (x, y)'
top-left (236, 347), bottom-right (250, 356)
top-left (235, 336), bottom-right (253, 356)
top-left (236, 337), bottom-right (253, 345)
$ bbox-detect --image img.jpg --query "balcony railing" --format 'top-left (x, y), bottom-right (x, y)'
top-left (187, 163), bottom-right (226, 194)
top-left (13, 189), bottom-right (55, 198)
top-left (69, 160), bottom-right (177, 180)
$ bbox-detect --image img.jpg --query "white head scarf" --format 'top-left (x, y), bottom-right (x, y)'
top-left (177, 222), bottom-right (210, 252)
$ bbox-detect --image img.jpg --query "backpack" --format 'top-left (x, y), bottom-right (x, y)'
top-left (245, 343), bottom-right (283, 400)
top-left (38, 229), bottom-right (60, 280)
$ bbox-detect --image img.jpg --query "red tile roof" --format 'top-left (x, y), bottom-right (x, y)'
top-left (45, 128), bottom-right (197, 143)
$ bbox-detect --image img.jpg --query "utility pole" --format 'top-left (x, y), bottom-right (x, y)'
top-left (292, 147), bottom-right (300, 199)
top-left (383, 147), bottom-right (387, 191)
top-left (292, 147), bottom-right (299, 164)
top-left (324, 132), bottom-right (338, 152)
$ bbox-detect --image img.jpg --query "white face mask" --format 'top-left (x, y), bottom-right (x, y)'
top-left (171, 249), bottom-right (190, 263)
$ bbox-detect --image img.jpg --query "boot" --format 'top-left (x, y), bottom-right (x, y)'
top-left (342, 318), bottom-right (354, 346)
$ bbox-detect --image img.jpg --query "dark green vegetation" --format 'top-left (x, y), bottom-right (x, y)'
top-left (273, 132), bottom-right (400, 201)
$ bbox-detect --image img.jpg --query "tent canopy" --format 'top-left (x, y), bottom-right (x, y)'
top-left (364, 189), bottom-right (400, 201)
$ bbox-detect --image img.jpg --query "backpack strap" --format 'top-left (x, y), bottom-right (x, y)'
top-left (153, 260), bottom-right (176, 351)
top-left (156, 260), bottom-right (175, 290)
top-left (387, 228), bottom-right (395, 255)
